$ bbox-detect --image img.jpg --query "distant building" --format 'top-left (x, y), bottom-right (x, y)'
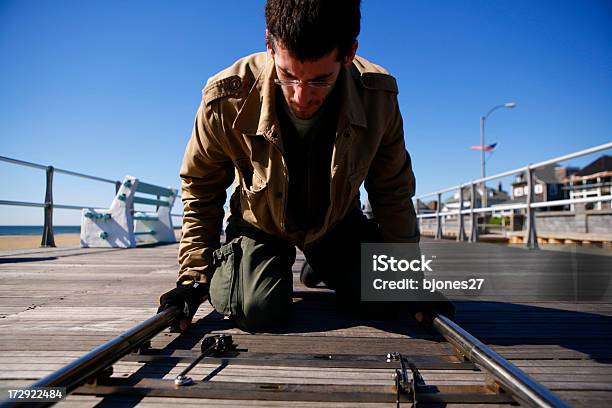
top-left (443, 182), bottom-right (509, 213)
top-left (565, 155), bottom-right (612, 210)
top-left (511, 164), bottom-right (576, 211)
top-left (364, 197), bottom-right (437, 218)
top-left (416, 199), bottom-right (437, 214)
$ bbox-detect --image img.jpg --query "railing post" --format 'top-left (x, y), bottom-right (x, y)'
top-left (469, 182), bottom-right (478, 242)
top-left (526, 166), bottom-right (539, 249)
top-left (435, 193), bottom-right (442, 240)
top-left (41, 166), bottom-right (56, 247)
top-left (457, 186), bottom-right (466, 241)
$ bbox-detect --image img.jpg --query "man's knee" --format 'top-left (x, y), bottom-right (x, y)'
top-left (236, 287), bottom-right (292, 331)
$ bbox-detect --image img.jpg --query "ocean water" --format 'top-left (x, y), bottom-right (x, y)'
top-left (0, 226), bottom-right (80, 236)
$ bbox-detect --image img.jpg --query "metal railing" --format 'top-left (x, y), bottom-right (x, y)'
top-left (413, 142), bottom-right (612, 248)
top-left (0, 155), bottom-right (182, 247)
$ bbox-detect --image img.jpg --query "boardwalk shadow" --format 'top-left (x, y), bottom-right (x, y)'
top-left (196, 290), bottom-right (444, 340)
top-left (90, 297), bottom-right (611, 407)
top-left (450, 300), bottom-right (612, 363)
top-left (194, 291), bottom-right (612, 363)
top-left (0, 256), bottom-right (57, 263)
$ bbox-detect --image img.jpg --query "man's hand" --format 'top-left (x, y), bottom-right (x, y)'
top-left (414, 299), bottom-right (456, 324)
top-left (158, 281), bottom-right (209, 332)
top-left (410, 289), bottom-right (456, 325)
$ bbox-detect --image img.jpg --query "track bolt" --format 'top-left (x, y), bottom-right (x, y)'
top-left (174, 375), bottom-right (193, 386)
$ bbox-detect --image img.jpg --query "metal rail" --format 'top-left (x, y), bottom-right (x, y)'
top-left (412, 142), bottom-right (612, 248)
top-left (0, 156), bottom-right (49, 171)
top-left (0, 154), bottom-right (181, 246)
top-left (0, 156), bottom-right (116, 184)
top-left (0, 308), bottom-right (571, 407)
top-left (432, 313), bottom-right (570, 408)
top-left (417, 194), bottom-right (612, 217)
top-left (415, 141), bottom-right (612, 199)
top-left (0, 200), bottom-right (45, 208)
top-left (0, 307), bottom-right (180, 408)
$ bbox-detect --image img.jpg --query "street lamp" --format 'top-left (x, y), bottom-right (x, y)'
top-left (480, 102), bottom-right (516, 208)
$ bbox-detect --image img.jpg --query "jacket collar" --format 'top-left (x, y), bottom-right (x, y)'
top-left (233, 56), bottom-right (367, 137)
top-left (232, 55), bottom-right (276, 137)
top-left (339, 63), bottom-right (367, 130)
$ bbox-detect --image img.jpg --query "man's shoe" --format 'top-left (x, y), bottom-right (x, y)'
top-left (300, 262), bottom-right (322, 288)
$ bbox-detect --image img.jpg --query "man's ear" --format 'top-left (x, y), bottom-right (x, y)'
top-left (265, 30), bottom-right (274, 57)
top-left (342, 40), bottom-right (358, 65)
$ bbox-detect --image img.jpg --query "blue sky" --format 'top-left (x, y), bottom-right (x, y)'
top-left (1, 0), bottom-right (611, 225)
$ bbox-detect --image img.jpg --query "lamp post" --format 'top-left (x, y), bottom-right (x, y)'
top-left (480, 102), bottom-right (516, 209)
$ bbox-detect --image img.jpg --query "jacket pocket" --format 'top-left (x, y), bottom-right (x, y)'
top-left (236, 159), bottom-right (267, 195)
top-left (209, 239), bottom-right (242, 317)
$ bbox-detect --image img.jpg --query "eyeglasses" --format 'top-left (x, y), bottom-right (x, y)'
top-left (274, 78), bottom-right (334, 89)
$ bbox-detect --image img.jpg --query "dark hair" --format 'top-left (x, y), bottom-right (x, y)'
top-left (265, 0), bottom-right (361, 62)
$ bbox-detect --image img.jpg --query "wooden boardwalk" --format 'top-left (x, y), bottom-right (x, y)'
top-left (0, 239), bottom-right (611, 407)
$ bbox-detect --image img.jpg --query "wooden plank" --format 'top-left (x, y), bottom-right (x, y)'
top-left (0, 241), bottom-right (610, 408)
top-left (57, 395), bottom-right (400, 407)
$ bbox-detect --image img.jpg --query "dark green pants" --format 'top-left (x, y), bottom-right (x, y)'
top-left (209, 208), bottom-right (392, 332)
top-left (209, 223), bottom-right (296, 332)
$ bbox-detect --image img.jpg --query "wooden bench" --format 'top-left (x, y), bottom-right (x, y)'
top-left (80, 176), bottom-right (178, 248)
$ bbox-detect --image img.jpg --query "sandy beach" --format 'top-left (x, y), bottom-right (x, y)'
top-left (0, 230), bottom-right (182, 251)
top-left (0, 234), bottom-right (81, 250)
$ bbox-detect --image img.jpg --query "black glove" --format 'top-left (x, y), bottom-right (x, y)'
top-left (408, 290), bottom-right (456, 324)
top-left (419, 300), bottom-right (456, 322)
top-left (158, 280), bottom-right (209, 332)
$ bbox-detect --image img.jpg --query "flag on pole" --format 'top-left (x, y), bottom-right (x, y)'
top-left (470, 142), bottom-right (497, 152)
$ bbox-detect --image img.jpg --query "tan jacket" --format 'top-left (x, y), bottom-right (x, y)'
top-left (178, 52), bottom-right (419, 283)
